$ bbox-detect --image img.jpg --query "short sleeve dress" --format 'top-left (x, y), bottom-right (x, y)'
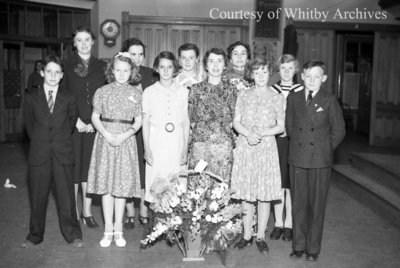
top-left (188, 79), bottom-right (237, 181)
top-left (231, 87), bottom-right (285, 202)
top-left (87, 82), bottom-right (142, 198)
top-left (142, 81), bottom-right (189, 203)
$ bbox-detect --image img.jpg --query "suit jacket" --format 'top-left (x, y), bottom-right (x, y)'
top-left (286, 88), bottom-right (345, 168)
top-left (24, 86), bottom-right (78, 166)
top-left (62, 53), bottom-right (107, 124)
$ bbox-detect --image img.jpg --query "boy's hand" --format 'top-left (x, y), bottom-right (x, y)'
top-left (76, 118), bottom-right (86, 132)
top-left (85, 123), bottom-right (95, 133)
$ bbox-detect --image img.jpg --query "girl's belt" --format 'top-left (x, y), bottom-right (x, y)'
top-left (101, 117), bottom-right (132, 124)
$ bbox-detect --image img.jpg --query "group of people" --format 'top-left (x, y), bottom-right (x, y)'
top-left (22, 25), bottom-right (346, 262)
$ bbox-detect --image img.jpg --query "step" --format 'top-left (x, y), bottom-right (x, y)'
top-left (350, 152), bottom-right (400, 192)
top-left (332, 164), bottom-right (400, 230)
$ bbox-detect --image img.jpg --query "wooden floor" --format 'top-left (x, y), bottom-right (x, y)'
top-left (0, 134), bottom-right (400, 268)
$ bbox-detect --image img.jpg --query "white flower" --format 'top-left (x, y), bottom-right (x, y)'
top-left (205, 215), bottom-right (212, 222)
top-left (171, 216), bottom-right (182, 225)
top-left (209, 201), bottom-right (219, 211)
top-left (211, 217), bottom-right (218, 223)
top-left (192, 217), bottom-right (197, 222)
top-left (169, 195), bottom-right (180, 208)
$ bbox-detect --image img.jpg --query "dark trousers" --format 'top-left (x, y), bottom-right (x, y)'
top-left (27, 153), bottom-right (82, 244)
top-left (289, 165), bottom-right (331, 254)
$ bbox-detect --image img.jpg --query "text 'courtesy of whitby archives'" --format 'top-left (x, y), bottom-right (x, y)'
top-left (209, 7), bottom-right (388, 22)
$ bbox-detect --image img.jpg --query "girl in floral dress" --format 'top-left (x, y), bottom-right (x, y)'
top-left (87, 52), bottom-right (142, 248)
top-left (142, 51), bottom-right (190, 203)
top-left (231, 58), bottom-right (285, 254)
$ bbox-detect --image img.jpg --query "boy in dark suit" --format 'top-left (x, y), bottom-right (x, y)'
top-left (22, 56), bottom-right (83, 248)
top-left (286, 60), bottom-right (345, 261)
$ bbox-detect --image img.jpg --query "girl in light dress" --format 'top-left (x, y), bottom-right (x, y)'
top-left (87, 52), bottom-right (142, 248)
top-left (142, 51), bottom-right (190, 203)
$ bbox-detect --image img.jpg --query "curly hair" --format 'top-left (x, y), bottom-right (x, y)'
top-left (105, 53), bottom-right (141, 84)
top-left (202, 48), bottom-right (228, 72)
top-left (227, 41), bottom-right (251, 60)
top-left (121, 38), bottom-right (146, 57)
top-left (153, 51), bottom-right (180, 78)
top-left (72, 26), bottom-right (96, 40)
top-left (244, 57), bottom-right (271, 82)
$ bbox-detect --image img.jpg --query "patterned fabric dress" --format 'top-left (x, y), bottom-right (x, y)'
top-left (231, 87), bottom-right (285, 201)
top-left (188, 78), bottom-right (237, 181)
top-left (87, 82), bottom-right (142, 198)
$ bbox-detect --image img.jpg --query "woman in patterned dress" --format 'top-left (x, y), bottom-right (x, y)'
top-left (231, 58), bottom-right (285, 254)
top-left (188, 48), bottom-right (237, 181)
top-left (87, 53), bottom-right (142, 248)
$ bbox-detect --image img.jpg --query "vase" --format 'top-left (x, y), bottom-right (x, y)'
top-left (182, 231), bottom-right (205, 261)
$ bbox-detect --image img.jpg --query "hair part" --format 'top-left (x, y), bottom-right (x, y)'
top-left (202, 48), bottom-right (228, 72)
top-left (121, 38), bottom-right (146, 57)
top-left (227, 41), bottom-right (251, 60)
top-left (105, 54), bottom-right (141, 84)
top-left (72, 26), bottom-right (96, 40)
top-left (302, 60), bottom-right (327, 75)
top-left (244, 57), bottom-right (271, 81)
top-left (153, 51), bottom-right (180, 77)
top-left (277, 54), bottom-right (299, 73)
top-left (178, 43), bottom-right (200, 57)
top-left (42, 55), bottom-right (64, 72)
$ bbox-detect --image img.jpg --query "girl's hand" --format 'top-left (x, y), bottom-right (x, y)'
top-left (76, 118), bottom-right (87, 133)
top-left (85, 123), bottom-right (95, 133)
top-left (180, 150), bottom-right (188, 165)
top-left (104, 132), bottom-right (116, 146)
top-left (112, 133), bottom-right (128, 147)
top-left (247, 132), bottom-right (261, 146)
top-left (144, 148), bottom-right (153, 165)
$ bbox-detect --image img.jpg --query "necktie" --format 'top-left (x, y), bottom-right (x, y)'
top-left (48, 90), bottom-right (54, 113)
top-left (306, 91), bottom-right (313, 106)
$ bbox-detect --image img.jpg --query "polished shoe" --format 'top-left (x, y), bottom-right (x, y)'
top-left (124, 216), bottom-right (135, 229)
top-left (234, 236), bottom-right (253, 249)
top-left (99, 232), bottom-right (113, 248)
top-left (282, 228), bottom-right (293, 241)
top-left (306, 253), bottom-right (319, 261)
top-left (70, 238), bottom-right (84, 248)
top-left (139, 215), bottom-right (149, 225)
top-left (289, 250), bottom-right (305, 259)
top-left (255, 238), bottom-right (269, 254)
top-left (81, 214), bottom-right (99, 228)
top-left (114, 232), bottom-right (126, 248)
top-left (21, 240), bottom-right (38, 248)
top-left (270, 227), bottom-right (283, 240)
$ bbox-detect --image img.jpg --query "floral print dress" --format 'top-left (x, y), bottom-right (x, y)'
top-left (231, 87), bottom-right (285, 202)
top-left (188, 78), bottom-right (237, 181)
top-left (87, 82), bottom-right (142, 198)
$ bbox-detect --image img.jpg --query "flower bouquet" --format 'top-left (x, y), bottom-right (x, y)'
top-left (140, 169), bottom-right (242, 263)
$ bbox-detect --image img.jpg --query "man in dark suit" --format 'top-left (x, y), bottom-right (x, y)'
top-left (22, 55), bottom-right (82, 248)
top-left (286, 60), bottom-right (345, 261)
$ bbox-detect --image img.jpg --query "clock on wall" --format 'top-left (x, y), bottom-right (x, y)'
top-left (100, 19), bottom-right (120, 48)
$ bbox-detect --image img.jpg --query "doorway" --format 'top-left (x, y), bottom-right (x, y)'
top-left (337, 33), bottom-right (374, 137)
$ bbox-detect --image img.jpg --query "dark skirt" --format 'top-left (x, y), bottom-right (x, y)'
top-left (276, 136), bottom-right (290, 189)
top-left (73, 131), bottom-right (95, 183)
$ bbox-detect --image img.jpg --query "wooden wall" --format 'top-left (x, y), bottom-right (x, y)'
top-left (121, 12), bottom-right (249, 68)
top-left (370, 32), bottom-right (400, 147)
